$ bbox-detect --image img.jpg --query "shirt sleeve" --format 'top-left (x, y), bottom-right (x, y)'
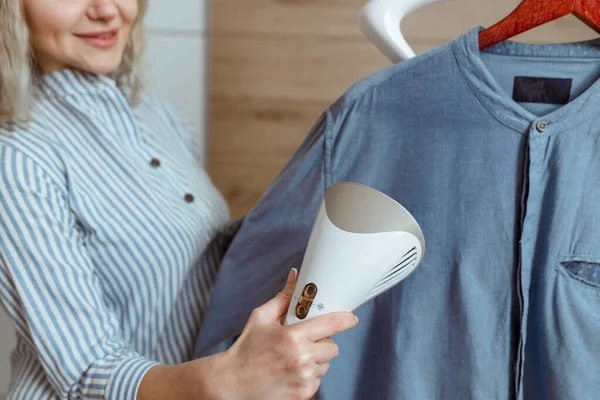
top-left (0, 145), bottom-right (158, 399)
top-left (195, 110), bottom-right (332, 355)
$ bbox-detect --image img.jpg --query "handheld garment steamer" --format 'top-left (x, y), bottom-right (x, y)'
top-left (285, 182), bottom-right (425, 324)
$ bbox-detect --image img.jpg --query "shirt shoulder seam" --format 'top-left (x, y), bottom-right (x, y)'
top-left (327, 46), bottom-right (449, 122)
top-left (0, 141), bottom-right (66, 191)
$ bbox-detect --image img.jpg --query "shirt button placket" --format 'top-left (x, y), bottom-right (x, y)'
top-left (184, 193), bottom-right (195, 203)
top-left (147, 154), bottom-right (196, 206)
top-left (516, 121), bottom-right (550, 398)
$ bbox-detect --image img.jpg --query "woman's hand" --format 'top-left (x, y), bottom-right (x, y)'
top-left (207, 268), bottom-right (359, 400)
top-left (138, 269), bottom-right (358, 400)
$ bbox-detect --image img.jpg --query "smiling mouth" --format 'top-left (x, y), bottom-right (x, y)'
top-left (76, 30), bottom-right (118, 39)
top-left (74, 30), bottom-right (120, 48)
top-left (97, 32), bottom-right (116, 39)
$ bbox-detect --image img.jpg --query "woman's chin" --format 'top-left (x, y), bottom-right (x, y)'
top-left (77, 56), bottom-right (124, 76)
top-left (83, 64), bottom-right (121, 76)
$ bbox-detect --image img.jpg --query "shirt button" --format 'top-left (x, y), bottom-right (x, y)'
top-left (184, 193), bottom-right (195, 203)
top-left (535, 121), bottom-right (549, 133)
top-left (150, 158), bottom-right (161, 168)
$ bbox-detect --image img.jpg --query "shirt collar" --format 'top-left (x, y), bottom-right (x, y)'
top-left (33, 68), bottom-right (143, 149)
top-left (453, 27), bottom-right (600, 136)
top-left (35, 68), bottom-right (118, 99)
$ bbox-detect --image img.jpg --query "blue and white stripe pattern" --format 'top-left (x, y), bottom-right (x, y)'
top-left (0, 69), bottom-right (229, 399)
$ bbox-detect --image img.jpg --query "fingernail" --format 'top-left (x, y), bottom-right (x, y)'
top-left (354, 316), bottom-right (359, 324)
top-left (288, 268), bottom-right (298, 283)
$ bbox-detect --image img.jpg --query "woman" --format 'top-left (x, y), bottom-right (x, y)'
top-left (0, 0), bottom-right (358, 398)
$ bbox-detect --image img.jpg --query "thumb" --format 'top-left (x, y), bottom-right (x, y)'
top-left (258, 268), bottom-right (298, 321)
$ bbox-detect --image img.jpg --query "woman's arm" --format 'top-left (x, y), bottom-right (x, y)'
top-left (136, 362), bottom-right (215, 400)
top-left (0, 144), bottom-right (357, 400)
top-left (138, 269), bottom-right (358, 400)
top-left (0, 146), bottom-right (157, 399)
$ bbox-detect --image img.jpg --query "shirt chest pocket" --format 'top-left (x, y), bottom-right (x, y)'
top-left (556, 255), bottom-right (600, 290)
top-left (553, 254), bottom-right (600, 325)
top-left (529, 254), bottom-right (600, 399)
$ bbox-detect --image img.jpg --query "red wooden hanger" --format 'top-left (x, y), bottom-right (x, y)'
top-left (479, 0), bottom-right (600, 50)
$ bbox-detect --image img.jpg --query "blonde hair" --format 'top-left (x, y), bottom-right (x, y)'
top-left (0, 0), bottom-right (148, 124)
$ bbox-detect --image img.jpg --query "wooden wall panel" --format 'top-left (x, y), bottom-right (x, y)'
top-left (209, 0), bottom-right (594, 218)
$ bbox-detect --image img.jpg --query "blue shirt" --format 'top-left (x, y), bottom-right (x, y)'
top-left (196, 27), bottom-right (600, 399)
top-left (0, 69), bottom-right (229, 399)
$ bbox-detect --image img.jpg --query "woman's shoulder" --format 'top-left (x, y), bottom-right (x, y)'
top-left (135, 93), bottom-right (189, 128)
top-left (135, 93), bottom-right (199, 148)
top-left (0, 120), bottom-right (66, 185)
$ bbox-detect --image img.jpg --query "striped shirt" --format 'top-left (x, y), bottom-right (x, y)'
top-left (0, 69), bottom-right (229, 399)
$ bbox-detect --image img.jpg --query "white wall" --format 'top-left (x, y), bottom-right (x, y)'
top-left (0, 0), bottom-right (209, 393)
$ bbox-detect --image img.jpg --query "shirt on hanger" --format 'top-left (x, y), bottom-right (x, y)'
top-left (196, 27), bottom-right (600, 399)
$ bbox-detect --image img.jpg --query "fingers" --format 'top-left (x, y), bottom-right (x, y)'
top-left (291, 312), bottom-right (358, 342)
top-left (312, 378), bottom-right (322, 399)
top-left (280, 267), bottom-right (298, 300)
top-left (315, 362), bottom-right (330, 377)
top-left (290, 364), bottom-right (328, 400)
top-left (312, 338), bottom-right (339, 363)
top-left (252, 268), bottom-right (298, 322)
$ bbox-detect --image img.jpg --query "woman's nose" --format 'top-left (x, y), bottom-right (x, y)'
top-left (87, 0), bottom-right (119, 22)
